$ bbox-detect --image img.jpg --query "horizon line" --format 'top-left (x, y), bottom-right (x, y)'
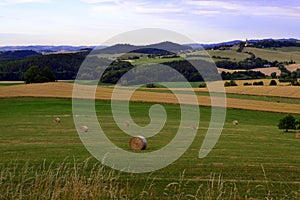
top-left (0, 37), bottom-right (299, 48)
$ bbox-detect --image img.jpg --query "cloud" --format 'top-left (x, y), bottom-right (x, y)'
top-left (80, 0), bottom-right (117, 3)
top-left (191, 10), bottom-right (220, 15)
top-left (184, 0), bottom-right (300, 18)
top-left (134, 7), bottom-right (182, 14)
top-left (240, 5), bottom-right (300, 17)
top-left (92, 4), bottom-right (120, 12)
top-left (82, 0), bottom-right (183, 14)
top-left (0, 0), bottom-right (48, 5)
top-left (185, 0), bottom-right (243, 11)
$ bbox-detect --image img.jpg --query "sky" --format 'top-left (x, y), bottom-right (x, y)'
top-left (0, 0), bottom-right (300, 46)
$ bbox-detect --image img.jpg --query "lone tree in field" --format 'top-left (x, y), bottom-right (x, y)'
top-left (24, 66), bottom-right (56, 84)
top-left (278, 115), bottom-right (297, 132)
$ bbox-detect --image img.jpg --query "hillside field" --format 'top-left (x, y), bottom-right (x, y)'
top-left (204, 46), bottom-right (300, 63)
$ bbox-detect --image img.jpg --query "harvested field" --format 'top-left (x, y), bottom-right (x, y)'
top-left (218, 64), bottom-right (300, 76)
top-left (222, 85), bottom-right (300, 99)
top-left (1, 82), bottom-right (300, 114)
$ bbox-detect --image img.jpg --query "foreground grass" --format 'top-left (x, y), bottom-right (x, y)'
top-left (1, 159), bottom-right (299, 200)
top-left (1, 98), bottom-right (300, 199)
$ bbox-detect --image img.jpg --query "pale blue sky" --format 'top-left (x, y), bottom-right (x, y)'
top-left (0, 0), bottom-right (299, 45)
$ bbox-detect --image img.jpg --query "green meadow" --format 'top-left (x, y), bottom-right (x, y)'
top-left (1, 97), bottom-right (300, 199)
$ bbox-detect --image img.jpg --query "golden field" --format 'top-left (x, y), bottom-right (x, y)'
top-left (218, 64), bottom-right (300, 76)
top-left (1, 82), bottom-right (300, 114)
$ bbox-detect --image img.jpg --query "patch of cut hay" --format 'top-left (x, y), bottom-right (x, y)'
top-left (129, 136), bottom-right (147, 150)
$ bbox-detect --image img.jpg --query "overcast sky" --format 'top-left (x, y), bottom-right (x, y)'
top-left (0, 0), bottom-right (299, 45)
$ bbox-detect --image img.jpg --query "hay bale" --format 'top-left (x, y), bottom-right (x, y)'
top-left (190, 125), bottom-right (198, 130)
top-left (54, 117), bottom-right (61, 123)
top-left (296, 133), bottom-right (300, 138)
top-left (232, 120), bottom-right (238, 125)
top-left (80, 125), bottom-right (89, 133)
top-left (124, 121), bottom-right (130, 127)
top-left (129, 136), bottom-right (147, 150)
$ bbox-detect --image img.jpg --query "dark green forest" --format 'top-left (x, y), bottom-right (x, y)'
top-left (0, 53), bottom-right (83, 80)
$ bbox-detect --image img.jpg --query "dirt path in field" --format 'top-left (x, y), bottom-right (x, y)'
top-left (0, 82), bottom-right (300, 114)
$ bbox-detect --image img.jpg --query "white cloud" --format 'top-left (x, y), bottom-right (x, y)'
top-left (92, 4), bottom-right (120, 12)
top-left (84, 0), bottom-right (183, 14)
top-left (184, 0), bottom-right (300, 18)
top-left (121, 1), bottom-right (184, 15)
top-left (185, 0), bottom-right (243, 11)
top-left (134, 7), bottom-right (182, 14)
top-left (191, 10), bottom-right (220, 15)
top-left (0, 0), bottom-right (48, 4)
top-left (80, 0), bottom-right (117, 3)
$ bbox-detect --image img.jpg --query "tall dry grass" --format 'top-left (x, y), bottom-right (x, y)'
top-left (1, 159), bottom-right (299, 200)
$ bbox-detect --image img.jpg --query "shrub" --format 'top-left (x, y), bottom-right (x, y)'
top-left (291, 81), bottom-right (300, 86)
top-left (146, 83), bottom-right (158, 88)
top-left (243, 82), bottom-right (252, 86)
top-left (269, 80), bottom-right (277, 86)
top-left (224, 80), bottom-right (238, 87)
top-left (198, 82), bottom-right (207, 88)
top-left (253, 81), bottom-right (264, 86)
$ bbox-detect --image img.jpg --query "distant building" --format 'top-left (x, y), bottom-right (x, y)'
top-left (245, 38), bottom-right (250, 47)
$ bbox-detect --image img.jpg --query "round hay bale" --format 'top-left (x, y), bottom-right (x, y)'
top-left (80, 125), bottom-right (89, 133)
top-left (296, 133), bottom-right (300, 138)
top-left (124, 121), bottom-right (130, 127)
top-left (232, 120), bottom-right (238, 125)
top-left (190, 125), bottom-right (198, 130)
top-left (54, 117), bottom-right (61, 123)
top-left (129, 136), bottom-right (147, 150)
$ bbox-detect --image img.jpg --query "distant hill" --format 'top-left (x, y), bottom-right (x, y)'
top-left (186, 38), bottom-right (300, 50)
top-left (93, 41), bottom-right (192, 54)
top-left (146, 41), bottom-right (192, 52)
top-left (0, 45), bottom-right (100, 53)
top-left (93, 44), bottom-right (136, 54)
top-left (186, 40), bottom-right (243, 49)
top-left (0, 42), bottom-right (191, 55)
top-left (0, 50), bottom-right (41, 60)
top-left (1, 38), bottom-right (298, 54)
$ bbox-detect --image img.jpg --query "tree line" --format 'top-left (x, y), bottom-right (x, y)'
top-left (0, 52), bottom-right (111, 81)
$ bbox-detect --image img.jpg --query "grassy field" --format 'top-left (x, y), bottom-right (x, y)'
top-left (276, 47), bottom-right (300, 52)
top-left (206, 49), bottom-right (250, 62)
top-left (244, 47), bottom-right (300, 63)
top-left (131, 57), bottom-right (184, 66)
top-left (1, 97), bottom-right (300, 199)
top-left (0, 81), bottom-right (24, 87)
top-left (206, 46), bottom-right (300, 63)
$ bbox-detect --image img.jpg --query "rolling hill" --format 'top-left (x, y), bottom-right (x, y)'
top-left (0, 50), bottom-right (41, 60)
top-left (92, 41), bottom-right (192, 54)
